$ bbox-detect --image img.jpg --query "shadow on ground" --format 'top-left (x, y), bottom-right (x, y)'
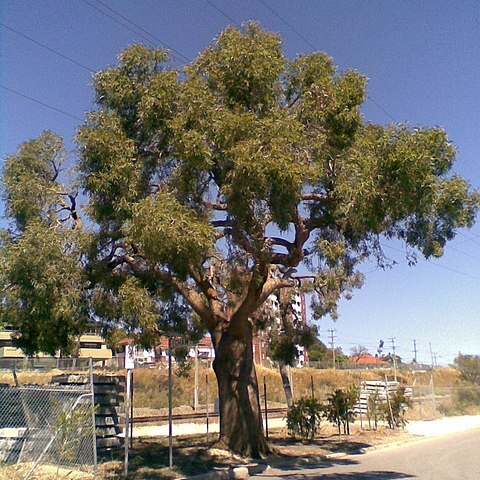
top-left (98, 433), bottom-right (399, 479)
top-left (259, 472), bottom-right (413, 480)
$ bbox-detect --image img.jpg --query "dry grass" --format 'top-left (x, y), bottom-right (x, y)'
top-left (0, 463), bottom-right (95, 480)
top-left (0, 370), bottom-right (64, 386)
top-left (131, 367), bottom-right (218, 410)
top-left (0, 365), bottom-right (466, 410)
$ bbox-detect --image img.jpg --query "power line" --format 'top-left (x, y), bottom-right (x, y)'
top-left (255, 1), bottom-right (398, 123)
top-left (79, 0), bottom-right (154, 45)
top-left (92, 0), bottom-right (190, 62)
top-left (457, 231), bottom-right (480, 247)
top-left (79, 0), bottom-right (188, 63)
top-left (259, 0), bottom-right (316, 51)
top-left (427, 260), bottom-right (480, 281)
top-left (366, 95), bottom-right (397, 122)
top-left (379, 241), bottom-right (480, 281)
top-left (0, 85), bottom-right (83, 122)
top-left (446, 244), bottom-right (480, 261)
top-left (0, 22), bottom-right (95, 73)
top-left (204, 0), bottom-right (242, 29)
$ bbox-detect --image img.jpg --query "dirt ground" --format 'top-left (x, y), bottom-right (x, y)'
top-left (98, 424), bottom-right (415, 480)
top-left (0, 424), bottom-right (415, 480)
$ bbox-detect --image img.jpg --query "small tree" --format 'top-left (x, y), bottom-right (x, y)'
top-left (367, 389), bottom-right (382, 430)
top-left (350, 345), bottom-right (369, 357)
top-left (325, 386), bottom-right (358, 434)
top-left (104, 327), bottom-right (128, 354)
top-left (308, 339), bottom-right (329, 362)
top-left (454, 354), bottom-right (480, 384)
top-left (383, 386), bottom-right (412, 429)
top-left (286, 396), bottom-right (323, 440)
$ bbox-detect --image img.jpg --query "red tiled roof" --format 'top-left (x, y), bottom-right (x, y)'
top-left (350, 353), bottom-right (388, 364)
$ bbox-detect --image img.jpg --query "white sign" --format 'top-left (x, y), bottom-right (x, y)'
top-left (125, 344), bottom-right (136, 370)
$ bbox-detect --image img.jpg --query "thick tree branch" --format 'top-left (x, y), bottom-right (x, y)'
top-left (212, 219), bottom-right (232, 228)
top-left (229, 267), bottom-right (293, 334)
top-left (301, 193), bottom-right (330, 202)
top-left (266, 237), bottom-right (293, 251)
top-left (157, 268), bottom-right (218, 331)
top-left (203, 200), bottom-right (228, 211)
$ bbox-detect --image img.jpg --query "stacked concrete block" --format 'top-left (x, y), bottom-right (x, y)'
top-left (51, 374), bottom-right (125, 452)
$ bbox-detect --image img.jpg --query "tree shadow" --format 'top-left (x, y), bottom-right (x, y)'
top-left (260, 472), bottom-right (414, 480)
top-left (322, 441), bottom-right (371, 455)
top-left (100, 436), bottom-right (220, 479)
top-left (265, 456), bottom-right (358, 472)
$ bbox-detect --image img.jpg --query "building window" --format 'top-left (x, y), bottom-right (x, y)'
top-left (79, 342), bottom-right (102, 349)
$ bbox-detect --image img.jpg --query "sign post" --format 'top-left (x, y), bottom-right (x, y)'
top-left (124, 344), bottom-right (135, 477)
top-left (168, 336), bottom-right (173, 468)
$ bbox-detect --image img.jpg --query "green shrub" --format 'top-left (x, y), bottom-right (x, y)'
top-left (454, 354), bottom-right (480, 384)
top-left (457, 385), bottom-right (480, 408)
top-left (367, 389), bottom-right (382, 430)
top-left (286, 396), bottom-right (323, 440)
top-left (383, 386), bottom-right (412, 429)
top-left (324, 386), bottom-right (358, 435)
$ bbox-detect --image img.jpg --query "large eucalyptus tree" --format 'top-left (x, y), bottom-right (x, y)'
top-left (2, 23), bottom-right (478, 457)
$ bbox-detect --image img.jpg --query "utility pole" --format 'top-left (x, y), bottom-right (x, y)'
top-left (328, 329), bottom-right (336, 370)
top-left (412, 338), bottom-right (418, 364)
top-left (429, 342), bottom-right (435, 370)
top-left (389, 337), bottom-right (397, 382)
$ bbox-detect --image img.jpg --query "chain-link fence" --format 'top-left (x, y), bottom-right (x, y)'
top-left (410, 378), bottom-right (480, 420)
top-left (0, 367), bottom-right (97, 480)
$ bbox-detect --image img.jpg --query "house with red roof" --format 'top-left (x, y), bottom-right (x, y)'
top-left (350, 353), bottom-right (389, 365)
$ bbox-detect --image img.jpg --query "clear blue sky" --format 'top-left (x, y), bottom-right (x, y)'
top-left (1, 1), bottom-right (479, 365)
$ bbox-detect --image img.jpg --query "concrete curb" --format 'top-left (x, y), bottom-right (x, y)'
top-left (182, 462), bottom-right (270, 480)
top-left (184, 425), bottom-right (480, 479)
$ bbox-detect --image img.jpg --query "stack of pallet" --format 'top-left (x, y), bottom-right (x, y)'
top-left (355, 380), bottom-right (412, 415)
top-left (51, 374), bottom-right (125, 453)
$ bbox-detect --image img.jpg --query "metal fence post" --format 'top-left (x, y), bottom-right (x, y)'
top-left (124, 369), bottom-right (132, 477)
top-left (168, 336), bottom-right (173, 468)
top-left (205, 374), bottom-right (210, 441)
top-left (194, 344), bottom-right (199, 411)
top-left (263, 376), bottom-right (269, 441)
top-left (89, 358), bottom-right (98, 473)
top-left (130, 370), bottom-right (134, 449)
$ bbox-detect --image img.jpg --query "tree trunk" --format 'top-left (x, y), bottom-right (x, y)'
top-left (278, 361), bottom-right (294, 408)
top-left (212, 323), bottom-right (269, 458)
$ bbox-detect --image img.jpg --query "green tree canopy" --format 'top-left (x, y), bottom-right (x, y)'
top-left (454, 354), bottom-right (480, 384)
top-left (1, 23), bottom-right (478, 456)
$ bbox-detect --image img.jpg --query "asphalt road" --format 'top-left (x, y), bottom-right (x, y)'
top-left (252, 428), bottom-right (480, 480)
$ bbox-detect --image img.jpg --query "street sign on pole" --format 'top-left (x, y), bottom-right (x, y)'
top-left (168, 337), bottom-right (173, 468)
top-left (125, 344), bottom-right (135, 370)
top-left (124, 344), bottom-right (135, 477)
